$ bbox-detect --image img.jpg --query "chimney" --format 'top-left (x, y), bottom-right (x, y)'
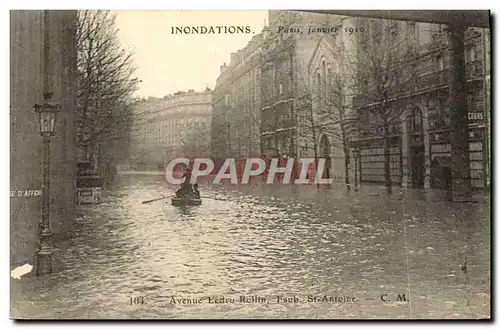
top-left (230, 52), bottom-right (237, 64)
top-left (220, 62), bottom-right (227, 73)
top-left (262, 25), bottom-right (271, 39)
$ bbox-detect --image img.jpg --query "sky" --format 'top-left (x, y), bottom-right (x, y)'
top-left (114, 10), bottom-right (269, 99)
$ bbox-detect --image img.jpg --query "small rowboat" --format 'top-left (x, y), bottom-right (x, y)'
top-left (171, 197), bottom-right (202, 206)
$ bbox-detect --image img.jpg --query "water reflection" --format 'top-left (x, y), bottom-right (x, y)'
top-left (171, 205), bottom-right (196, 218)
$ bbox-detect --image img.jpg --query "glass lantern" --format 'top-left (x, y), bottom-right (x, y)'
top-left (34, 102), bottom-right (62, 135)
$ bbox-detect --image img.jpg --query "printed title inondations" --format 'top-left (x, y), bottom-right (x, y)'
top-left (168, 25), bottom-right (365, 35)
top-left (171, 26), bottom-right (253, 34)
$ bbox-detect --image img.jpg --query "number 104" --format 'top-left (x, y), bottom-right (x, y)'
top-left (130, 296), bottom-right (145, 304)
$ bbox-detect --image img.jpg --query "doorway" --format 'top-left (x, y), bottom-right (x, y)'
top-left (430, 156), bottom-right (452, 190)
top-left (410, 145), bottom-right (425, 187)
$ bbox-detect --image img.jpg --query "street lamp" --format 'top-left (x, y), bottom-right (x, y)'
top-left (34, 92), bottom-right (62, 276)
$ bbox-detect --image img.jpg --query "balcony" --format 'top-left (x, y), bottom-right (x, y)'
top-left (466, 60), bottom-right (483, 81)
top-left (417, 60), bottom-right (483, 91)
top-left (352, 60), bottom-right (485, 110)
top-left (416, 70), bottom-right (449, 91)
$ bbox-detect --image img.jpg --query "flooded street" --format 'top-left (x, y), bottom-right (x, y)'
top-left (11, 174), bottom-right (490, 319)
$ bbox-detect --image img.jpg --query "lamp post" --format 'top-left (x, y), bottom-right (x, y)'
top-left (34, 92), bottom-right (62, 276)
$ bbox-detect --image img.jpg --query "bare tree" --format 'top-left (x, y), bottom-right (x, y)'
top-left (294, 45), bottom-right (358, 188)
top-left (294, 92), bottom-right (319, 171)
top-left (319, 69), bottom-right (359, 188)
top-left (351, 19), bottom-right (419, 193)
top-left (76, 10), bottom-right (139, 169)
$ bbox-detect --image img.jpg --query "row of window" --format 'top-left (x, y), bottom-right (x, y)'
top-left (262, 106), bottom-right (293, 132)
top-left (262, 135), bottom-right (294, 155)
top-left (432, 46), bottom-right (479, 73)
top-left (142, 118), bottom-right (209, 132)
top-left (314, 61), bottom-right (335, 106)
top-left (358, 89), bottom-right (484, 136)
top-left (261, 59), bottom-right (292, 103)
top-left (361, 20), bottom-right (482, 51)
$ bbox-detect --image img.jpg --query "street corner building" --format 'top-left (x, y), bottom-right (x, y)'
top-left (128, 89), bottom-right (213, 171)
top-left (10, 11), bottom-right (78, 270)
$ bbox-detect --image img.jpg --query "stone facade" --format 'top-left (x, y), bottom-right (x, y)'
top-left (211, 34), bottom-right (263, 162)
top-left (129, 90), bottom-right (212, 169)
top-left (305, 16), bottom-right (359, 182)
top-left (261, 11), bottom-right (352, 181)
top-left (352, 19), bottom-right (491, 189)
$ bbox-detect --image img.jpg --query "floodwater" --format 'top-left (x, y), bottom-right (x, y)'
top-left (11, 174), bottom-right (490, 319)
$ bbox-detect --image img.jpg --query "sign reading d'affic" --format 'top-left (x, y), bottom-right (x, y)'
top-left (10, 190), bottom-right (43, 197)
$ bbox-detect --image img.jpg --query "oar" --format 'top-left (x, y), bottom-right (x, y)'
top-left (142, 195), bottom-right (166, 204)
top-left (200, 196), bottom-right (227, 201)
top-left (142, 194), bottom-right (226, 204)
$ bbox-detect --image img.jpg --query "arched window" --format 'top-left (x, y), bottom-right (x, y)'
top-left (316, 72), bottom-right (321, 104)
top-left (327, 67), bottom-right (332, 104)
top-left (469, 46), bottom-right (476, 62)
top-left (321, 61), bottom-right (326, 103)
top-left (270, 64), bottom-right (276, 98)
top-left (410, 107), bottom-right (423, 132)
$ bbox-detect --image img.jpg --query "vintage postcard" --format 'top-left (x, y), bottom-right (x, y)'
top-left (10, 9), bottom-right (491, 320)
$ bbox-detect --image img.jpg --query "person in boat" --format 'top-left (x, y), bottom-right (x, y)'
top-left (193, 184), bottom-right (200, 199)
top-left (176, 166), bottom-right (194, 198)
